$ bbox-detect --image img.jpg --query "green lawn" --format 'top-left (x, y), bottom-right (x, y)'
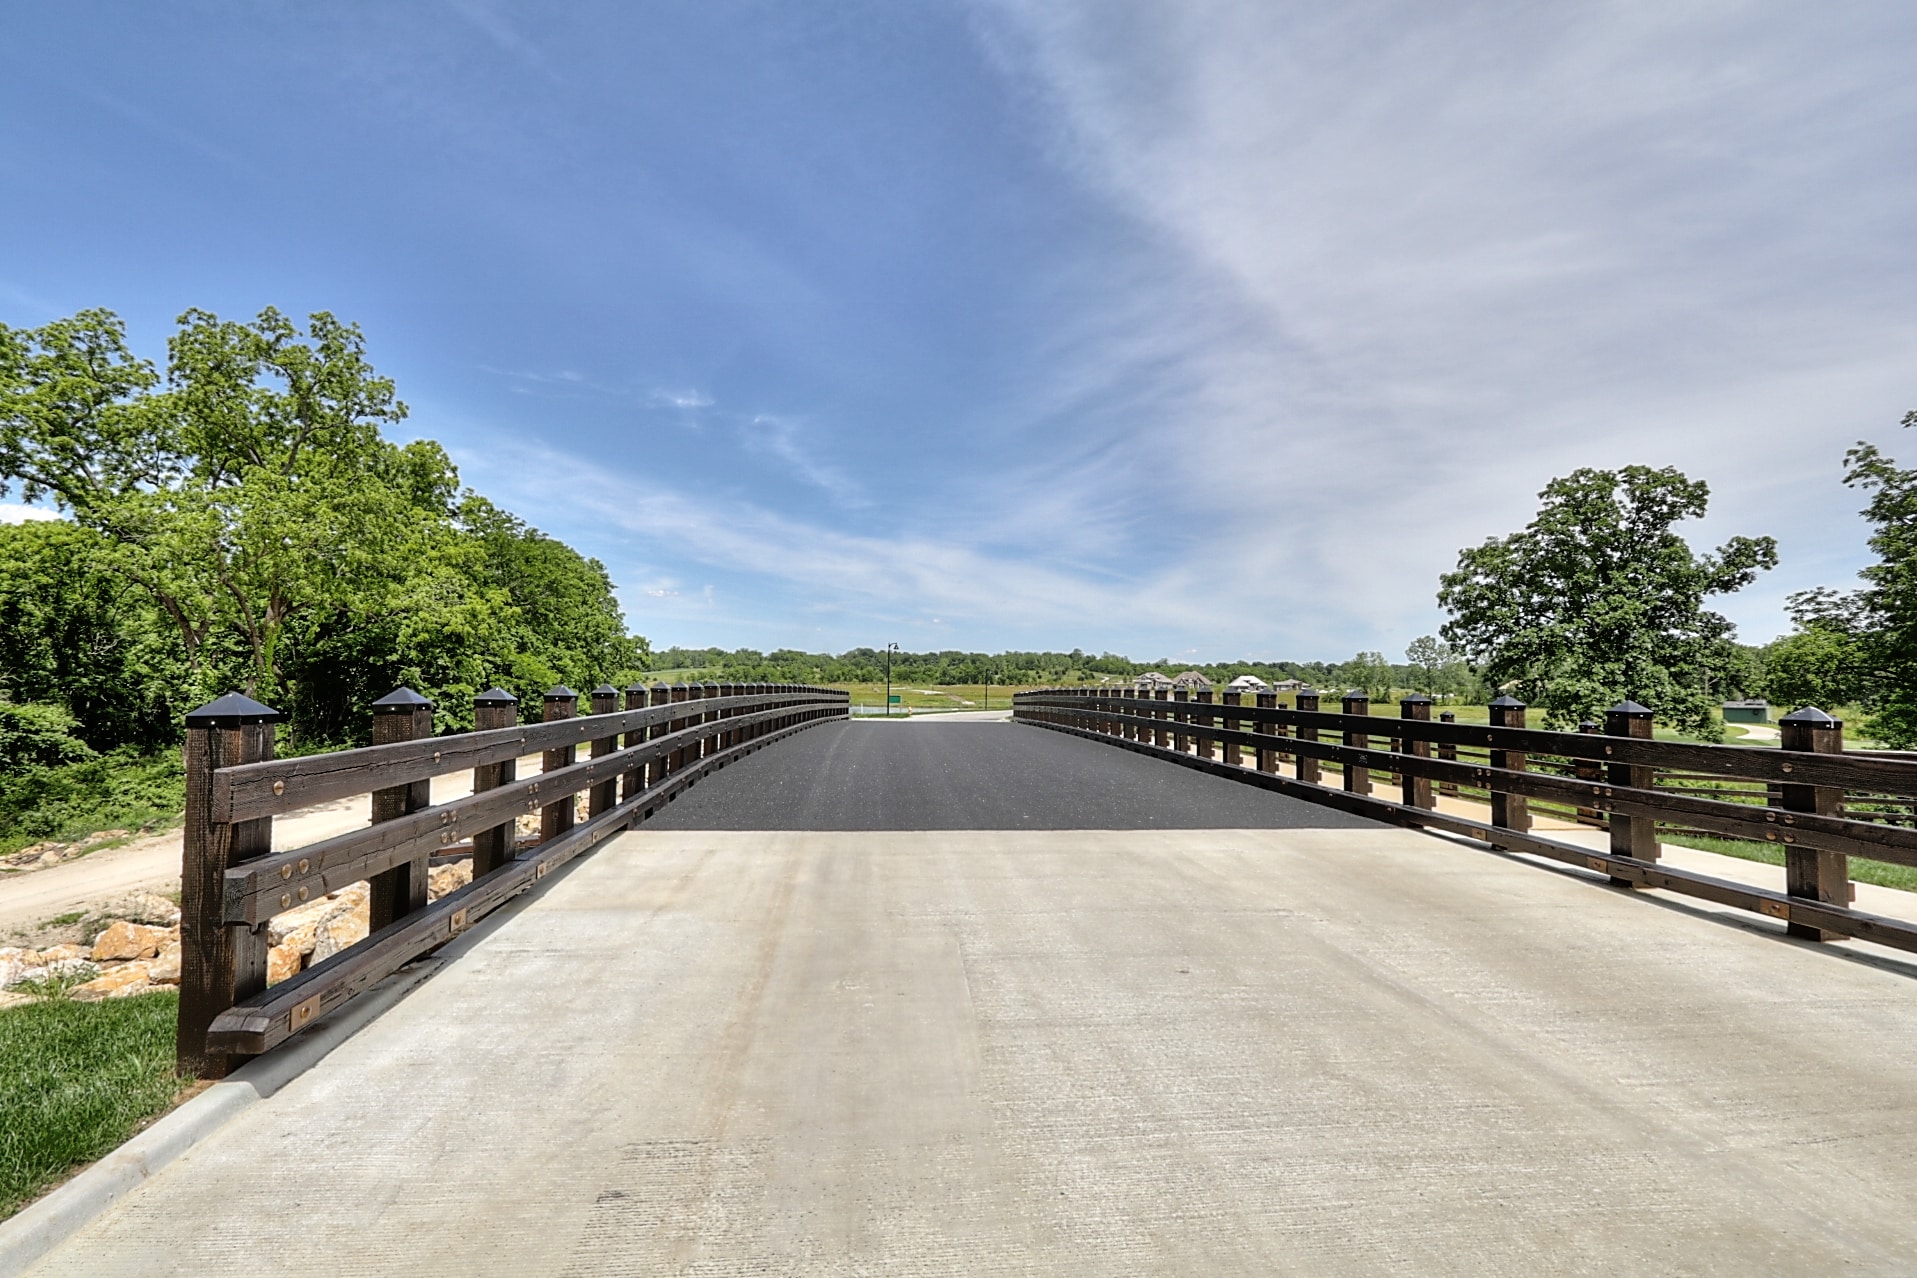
top-left (1660, 832), bottom-right (1917, 893)
top-left (0, 990), bottom-right (186, 1219)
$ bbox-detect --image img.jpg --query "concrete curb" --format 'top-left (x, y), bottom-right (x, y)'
top-left (0, 837), bottom-right (600, 1277)
top-left (0, 959), bottom-right (441, 1277)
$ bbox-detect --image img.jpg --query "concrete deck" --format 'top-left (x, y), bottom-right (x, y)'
top-left (26, 823), bottom-right (1917, 1275)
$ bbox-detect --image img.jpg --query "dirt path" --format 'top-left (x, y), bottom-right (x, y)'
top-left (0, 762), bottom-right (542, 937)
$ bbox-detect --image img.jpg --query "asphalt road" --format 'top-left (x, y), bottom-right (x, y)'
top-left (649, 719), bottom-right (1377, 830)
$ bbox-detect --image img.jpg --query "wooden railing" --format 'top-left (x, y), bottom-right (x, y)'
top-left (177, 681), bottom-right (848, 1077)
top-left (1013, 686), bottom-right (1917, 955)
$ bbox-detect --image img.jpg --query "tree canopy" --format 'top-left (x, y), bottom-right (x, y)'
top-left (1437, 466), bottom-right (1776, 737)
top-left (0, 307), bottom-right (646, 745)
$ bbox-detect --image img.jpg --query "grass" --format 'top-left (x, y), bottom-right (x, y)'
top-left (1660, 832), bottom-right (1917, 893)
top-left (0, 989), bottom-right (187, 1219)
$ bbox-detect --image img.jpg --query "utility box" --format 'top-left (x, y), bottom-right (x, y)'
top-left (1722, 699), bottom-right (1771, 724)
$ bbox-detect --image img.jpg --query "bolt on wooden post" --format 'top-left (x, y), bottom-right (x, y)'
top-left (1779, 706), bottom-right (1849, 941)
top-left (1437, 711), bottom-right (1458, 797)
top-left (1605, 700), bottom-right (1658, 883)
top-left (1256, 690), bottom-right (1278, 774)
top-left (369, 688), bottom-right (434, 931)
top-left (178, 692), bottom-right (281, 1079)
top-left (1341, 691), bottom-right (1370, 795)
top-left (1295, 688), bottom-right (1321, 784)
top-left (541, 686), bottom-right (578, 843)
top-left (588, 685), bottom-right (621, 818)
top-left (470, 688), bottom-right (519, 878)
top-left (1486, 695), bottom-right (1530, 845)
top-left (1400, 695), bottom-right (1434, 808)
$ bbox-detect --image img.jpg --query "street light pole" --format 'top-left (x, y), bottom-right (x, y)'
top-left (885, 642), bottom-right (899, 717)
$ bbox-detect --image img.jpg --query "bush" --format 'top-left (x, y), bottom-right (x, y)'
top-left (0, 748), bottom-right (183, 852)
top-left (0, 702), bottom-right (96, 771)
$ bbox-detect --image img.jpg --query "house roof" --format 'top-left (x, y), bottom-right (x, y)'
top-left (1171, 670), bottom-right (1212, 687)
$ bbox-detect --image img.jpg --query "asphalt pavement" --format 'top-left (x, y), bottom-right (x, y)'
top-left (648, 719), bottom-right (1377, 830)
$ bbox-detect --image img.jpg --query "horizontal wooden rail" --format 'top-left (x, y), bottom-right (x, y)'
top-left (178, 682), bottom-right (848, 1077)
top-left (219, 703), bottom-right (808, 924)
top-left (1029, 703), bottom-right (1917, 866)
top-left (1027, 701), bottom-right (1917, 958)
top-left (1018, 691), bottom-right (1917, 794)
top-left (215, 690), bottom-right (842, 822)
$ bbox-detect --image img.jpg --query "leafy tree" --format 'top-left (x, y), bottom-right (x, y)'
top-left (1336, 651), bottom-right (1395, 702)
top-left (1780, 414), bottom-right (1917, 745)
top-left (1438, 466), bottom-right (1777, 737)
top-left (1404, 635), bottom-right (1471, 700)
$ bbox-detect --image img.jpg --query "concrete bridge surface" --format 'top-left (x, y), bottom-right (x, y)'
top-left (24, 720), bottom-right (1917, 1274)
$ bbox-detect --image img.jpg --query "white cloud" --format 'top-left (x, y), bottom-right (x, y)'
top-left (0, 503), bottom-right (62, 525)
top-left (964, 0), bottom-right (1917, 649)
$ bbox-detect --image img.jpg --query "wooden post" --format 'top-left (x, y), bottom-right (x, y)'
top-left (1606, 700), bottom-right (1658, 881)
top-left (668, 683), bottom-right (690, 774)
top-left (1173, 688), bottom-right (1191, 754)
top-left (1780, 707), bottom-right (1848, 941)
top-left (1222, 690), bottom-right (1242, 765)
top-left (178, 692), bottom-right (280, 1080)
top-left (541, 686), bottom-right (578, 843)
top-left (1574, 720), bottom-right (1603, 825)
top-left (588, 685), bottom-right (620, 817)
top-left (1295, 688), bottom-right (1321, 784)
top-left (1153, 688), bottom-right (1170, 748)
top-left (1194, 689), bottom-right (1216, 760)
top-left (1400, 695), bottom-right (1433, 809)
top-left (471, 687), bottom-right (519, 878)
top-left (1256, 690), bottom-right (1278, 773)
top-left (369, 688), bottom-right (433, 932)
top-left (1342, 691), bottom-right (1370, 795)
top-left (1487, 695), bottom-right (1529, 842)
top-left (622, 683), bottom-right (648, 801)
top-left (719, 681), bottom-right (737, 749)
top-left (648, 683), bottom-right (671, 786)
top-left (1437, 710), bottom-right (1458, 797)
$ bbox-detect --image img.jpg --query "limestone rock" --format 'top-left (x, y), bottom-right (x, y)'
top-left (0, 990), bottom-right (32, 1011)
top-left (267, 942), bottom-right (303, 986)
top-left (35, 943), bottom-right (90, 964)
top-left (90, 920), bottom-right (175, 962)
top-left (100, 891), bottom-right (181, 927)
top-left (268, 894), bottom-right (337, 947)
top-left (310, 891), bottom-right (371, 964)
top-left (148, 942), bottom-right (182, 985)
top-left (71, 961), bottom-right (152, 1001)
top-left (428, 859), bottom-right (473, 901)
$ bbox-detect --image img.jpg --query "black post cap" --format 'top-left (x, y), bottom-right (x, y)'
top-left (184, 692), bottom-right (282, 728)
top-left (592, 683), bottom-right (620, 697)
top-left (1779, 706), bottom-right (1838, 725)
top-left (1342, 690), bottom-right (1368, 701)
top-left (1440, 711), bottom-right (1456, 722)
top-left (1400, 694), bottom-right (1435, 704)
top-left (1579, 719), bottom-right (1600, 731)
top-left (625, 682), bottom-right (648, 694)
top-left (544, 685), bottom-right (577, 701)
top-left (474, 687), bottom-right (518, 706)
top-left (372, 687), bottom-right (433, 713)
top-left (1487, 694), bottom-right (1526, 707)
top-left (1607, 700), bottom-right (1653, 716)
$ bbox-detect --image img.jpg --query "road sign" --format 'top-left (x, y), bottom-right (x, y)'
top-left (888, 695), bottom-right (901, 704)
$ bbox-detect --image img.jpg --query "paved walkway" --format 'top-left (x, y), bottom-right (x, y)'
top-left (23, 727), bottom-right (1917, 1274)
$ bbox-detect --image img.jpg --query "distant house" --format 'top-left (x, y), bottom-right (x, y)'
top-left (1171, 670), bottom-right (1213, 690)
top-left (1225, 674), bottom-right (1271, 692)
top-left (1133, 671), bottom-right (1173, 690)
top-left (1271, 679), bottom-right (1309, 693)
top-left (1723, 699), bottom-right (1771, 724)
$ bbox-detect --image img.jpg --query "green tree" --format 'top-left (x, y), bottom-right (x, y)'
top-left (1337, 651), bottom-right (1395, 702)
top-left (1792, 414), bottom-right (1917, 745)
top-left (1438, 466), bottom-right (1777, 738)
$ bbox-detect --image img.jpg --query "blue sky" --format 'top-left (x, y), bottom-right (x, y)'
top-left (4, 2), bottom-right (1915, 663)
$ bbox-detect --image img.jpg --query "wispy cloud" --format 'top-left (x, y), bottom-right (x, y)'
top-left (0, 503), bottom-right (62, 525)
top-left (651, 389), bottom-right (714, 409)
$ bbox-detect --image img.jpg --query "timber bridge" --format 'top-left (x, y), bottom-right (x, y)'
top-left (13, 680), bottom-right (1917, 1274)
